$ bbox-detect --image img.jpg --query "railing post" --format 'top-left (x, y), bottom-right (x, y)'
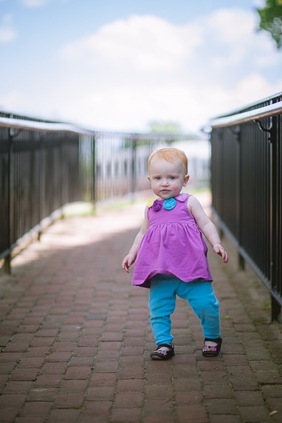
top-left (37, 134), bottom-right (45, 241)
top-left (271, 296), bottom-right (281, 322)
top-left (4, 123), bottom-right (14, 274)
top-left (131, 138), bottom-right (137, 201)
top-left (269, 115), bottom-right (281, 321)
top-left (3, 255), bottom-right (11, 274)
top-left (234, 125), bottom-right (245, 271)
top-left (92, 135), bottom-right (96, 210)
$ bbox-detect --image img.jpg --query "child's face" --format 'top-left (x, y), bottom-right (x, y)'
top-left (148, 157), bottom-right (189, 200)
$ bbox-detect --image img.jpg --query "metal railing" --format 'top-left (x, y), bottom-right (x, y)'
top-left (1, 111), bottom-right (205, 273)
top-left (210, 92), bottom-right (282, 321)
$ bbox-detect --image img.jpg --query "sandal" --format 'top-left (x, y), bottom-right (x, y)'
top-left (150, 344), bottom-right (175, 360)
top-left (202, 337), bottom-right (222, 357)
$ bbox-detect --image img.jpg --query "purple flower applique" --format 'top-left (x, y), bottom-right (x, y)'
top-left (152, 199), bottom-right (162, 211)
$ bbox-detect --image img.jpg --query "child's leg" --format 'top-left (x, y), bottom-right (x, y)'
top-left (149, 277), bottom-right (177, 346)
top-left (177, 280), bottom-right (220, 339)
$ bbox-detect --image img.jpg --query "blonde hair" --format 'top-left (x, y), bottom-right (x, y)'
top-left (148, 147), bottom-right (188, 174)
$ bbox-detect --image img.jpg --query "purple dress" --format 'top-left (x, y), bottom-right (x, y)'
top-left (132, 193), bottom-right (213, 288)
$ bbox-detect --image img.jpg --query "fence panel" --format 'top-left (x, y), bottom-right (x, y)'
top-left (210, 92), bottom-right (282, 320)
top-left (0, 119), bottom-right (82, 269)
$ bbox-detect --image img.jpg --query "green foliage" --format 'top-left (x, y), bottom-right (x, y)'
top-left (148, 120), bottom-right (183, 134)
top-left (257, 0), bottom-right (282, 49)
top-left (147, 120), bottom-right (200, 141)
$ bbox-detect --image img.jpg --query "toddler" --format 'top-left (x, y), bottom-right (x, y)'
top-left (122, 147), bottom-right (228, 360)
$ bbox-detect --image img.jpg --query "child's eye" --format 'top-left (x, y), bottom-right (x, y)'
top-left (169, 176), bottom-right (175, 180)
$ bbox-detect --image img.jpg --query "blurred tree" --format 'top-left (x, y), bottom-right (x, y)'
top-left (148, 120), bottom-right (183, 134)
top-left (256, 0), bottom-right (282, 49)
top-left (147, 120), bottom-right (200, 142)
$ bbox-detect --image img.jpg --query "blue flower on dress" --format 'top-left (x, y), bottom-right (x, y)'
top-left (163, 198), bottom-right (177, 210)
top-left (152, 199), bottom-right (162, 211)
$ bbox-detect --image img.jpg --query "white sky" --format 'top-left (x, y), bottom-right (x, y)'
top-left (0, 0), bottom-right (281, 133)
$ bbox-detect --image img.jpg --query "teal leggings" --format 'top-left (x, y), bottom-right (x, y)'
top-left (149, 275), bottom-right (220, 346)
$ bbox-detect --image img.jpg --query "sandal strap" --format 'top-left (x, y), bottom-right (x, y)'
top-left (150, 343), bottom-right (174, 360)
top-left (157, 344), bottom-right (173, 350)
top-left (153, 344), bottom-right (173, 355)
top-left (203, 344), bottom-right (218, 352)
top-left (204, 337), bottom-right (222, 345)
top-left (202, 337), bottom-right (222, 356)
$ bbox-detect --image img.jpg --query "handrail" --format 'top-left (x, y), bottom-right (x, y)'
top-left (0, 116), bottom-right (94, 135)
top-left (210, 100), bottom-right (282, 128)
top-left (0, 116), bottom-right (193, 141)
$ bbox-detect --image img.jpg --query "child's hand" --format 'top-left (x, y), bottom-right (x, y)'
top-left (122, 253), bottom-right (136, 273)
top-left (213, 244), bottom-right (228, 263)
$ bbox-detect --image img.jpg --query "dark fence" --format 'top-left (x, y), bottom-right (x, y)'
top-left (0, 117), bottom-right (83, 272)
top-left (210, 92), bottom-right (282, 321)
top-left (1, 112), bottom-right (205, 273)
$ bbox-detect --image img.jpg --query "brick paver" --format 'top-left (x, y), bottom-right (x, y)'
top-left (0, 196), bottom-right (281, 422)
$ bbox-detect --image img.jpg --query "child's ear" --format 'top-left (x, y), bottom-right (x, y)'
top-left (183, 175), bottom-right (190, 186)
top-left (147, 175), bottom-right (151, 182)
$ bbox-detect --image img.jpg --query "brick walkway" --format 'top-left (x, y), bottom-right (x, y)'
top-left (0, 196), bottom-right (281, 423)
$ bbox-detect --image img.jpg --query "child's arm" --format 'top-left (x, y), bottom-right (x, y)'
top-left (188, 196), bottom-right (228, 263)
top-left (122, 207), bottom-right (149, 273)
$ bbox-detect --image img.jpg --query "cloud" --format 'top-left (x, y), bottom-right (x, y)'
top-left (21, 0), bottom-right (49, 7)
top-left (208, 8), bottom-right (256, 43)
top-left (208, 11), bottom-right (252, 70)
top-left (61, 15), bottom-right (203, 71)
top-left (56, 9), bottom-right (282, 132)
top-left (0, 15), bottom-right (16, 44)
top-left (4, 7), bottom-right (281, 133)
top-left (199, 8), bottom-right (279, 72)
top-left (21, 0), bottom-right (70, 7)
top-left (0, 90), bottom-right (24, 111)
top-left (227, 73), bottom-right (282, 110)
